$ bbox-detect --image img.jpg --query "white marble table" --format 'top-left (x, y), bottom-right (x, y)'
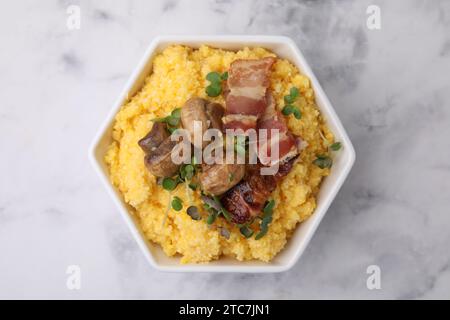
top-left (0, 0), bottom-right (449, 299)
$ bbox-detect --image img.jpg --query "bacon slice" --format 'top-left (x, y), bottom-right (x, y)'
top-left (221, 93), bottom-right (301, 224)
top-left (257, 93), bottom-right (298, 165)
top-left (221, 157), bottom-right (298, 224)
top-left (222, 57), bottom-right (276, 133)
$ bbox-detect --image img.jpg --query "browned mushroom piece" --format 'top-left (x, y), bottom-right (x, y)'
top-left (138, 122), bottom-right (169, 154)
top-left (180, 97), bottom-right (209, 148)
top-left (205, 102), bottom-right (225, 131)
top-left (139, 98), bottom-right (225, 179)
top-left (144, 137), bottom-right (181, 178)
top-left (199, 162), bottom-right (245, 196)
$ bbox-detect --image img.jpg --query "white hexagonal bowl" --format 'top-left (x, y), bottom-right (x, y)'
top-left (89, 35), bottom-right (355, 273)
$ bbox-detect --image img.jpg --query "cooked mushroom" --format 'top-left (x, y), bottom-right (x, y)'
top-left (144, 137), bottom-right (180, 178)
top-left (138, 122), bottom-right (169, 154)
top-left (199, 162), bottom-right (245, 196)
top-left (205, 102), bottom-right (225, 131)
top-left (181, 98), bottom-right (209, 148)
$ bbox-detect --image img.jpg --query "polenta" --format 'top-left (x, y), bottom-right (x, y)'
top-left (105, 45), bottom-right (333, 263)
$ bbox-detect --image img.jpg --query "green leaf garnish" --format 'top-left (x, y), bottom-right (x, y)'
top-left (255, 200), bottom-right (275, 240)
top-left (220, 207), bottom-right (232, 222)
top-left (201, 195), bottom-right (232, 223)
top-left (284, 95), bottom-right (295, 104)
top-left (206, 211), bottom-right (218, 225)
top-left (175, 175), bottom-right (184, 184)
top-left (282, 87), bottom-right (301, 119)
top-left (255, 225), bottom-right (268, 240)
top-left (205, 71), bottom-right (227, 97)
top-left (167, 116), bottom-right (180, 127)
top-left (228, 173), bottom-right (234, 182)
top-left (212, 198), bottom-right (232, 222)
top-left (293, 108), bottom-right (302, 119)
top-left (171, 196), bottom-right (183, 211)
top-left (263, 200), bottom-right (275, 217)
top-left (290, 87), bottom-right (300, 98)
top-left (162, 178), bottom-right (177, 191)
top-left (282, 105), bottom-right (301, 119)
top-left (206, 84), bottom-right (222, 97)
top-left (284, 87), bottom-right (300, 104)
top-left (188, 183), bottom-right (198, 191)
top-left (184, 165), bottom-right (194, 179)
top-left (313, 155), bottom-right (333, 169)
top-left (151, 108), bottom-right (181, 133)
top-left (240, 226), bottom-right (254, 238)
top-left (206, 71), bottom-right (221, 83)
top-left (207, 195), bottom-right (232, 222)
top-left (179, 164), bottom-right (195, 181)
top-left (171, 108), bottom-right (181, 119)
top-left (282, 105), bottom-right (295, 116)
top-left (330, 142), bottom-right (342, 151)
top-left (262, 215), bottom-right (273, 225)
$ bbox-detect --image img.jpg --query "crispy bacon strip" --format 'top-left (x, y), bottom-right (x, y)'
top-left (222, 57), bottom-right (276, 133)
top-left (221, 93), bottom-right (301, 223)
top-left (257, 93), bottom-right (298, 165)
top-left (221, 156), bottom-right (298, 224)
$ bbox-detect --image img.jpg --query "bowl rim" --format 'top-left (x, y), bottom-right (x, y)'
top-left (89, 35), bottom-right (355, 273)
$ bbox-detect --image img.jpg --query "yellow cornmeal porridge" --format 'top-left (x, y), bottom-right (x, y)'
top-left (105, 45), bottom-right (333, 263)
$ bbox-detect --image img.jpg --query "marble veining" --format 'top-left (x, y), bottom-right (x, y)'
top-left (0, 0), bottom-right (449, 299)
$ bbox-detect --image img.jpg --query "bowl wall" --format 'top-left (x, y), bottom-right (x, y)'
top-left (89, 35), bottom-right (355, 273)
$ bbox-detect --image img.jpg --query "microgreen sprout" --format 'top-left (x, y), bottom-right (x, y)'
top-left (282, 87), bottom-right (302, 120)
top-left (330, 142), bottom-right (342, 151)
top-left (255, 200), bottom-right (275, 240)
top-left (152, 107), bottom-right (182, 134)
top-left (162, 177), bottom-right (177, 191)
top-left (239, 226), bottom-right (254, 238)
top-left (313, 155), bottom-right (333, 169)
top-left (171, 196), bottom-right (183, 211)
top-left (205, 71), bottom-right (228, 97)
